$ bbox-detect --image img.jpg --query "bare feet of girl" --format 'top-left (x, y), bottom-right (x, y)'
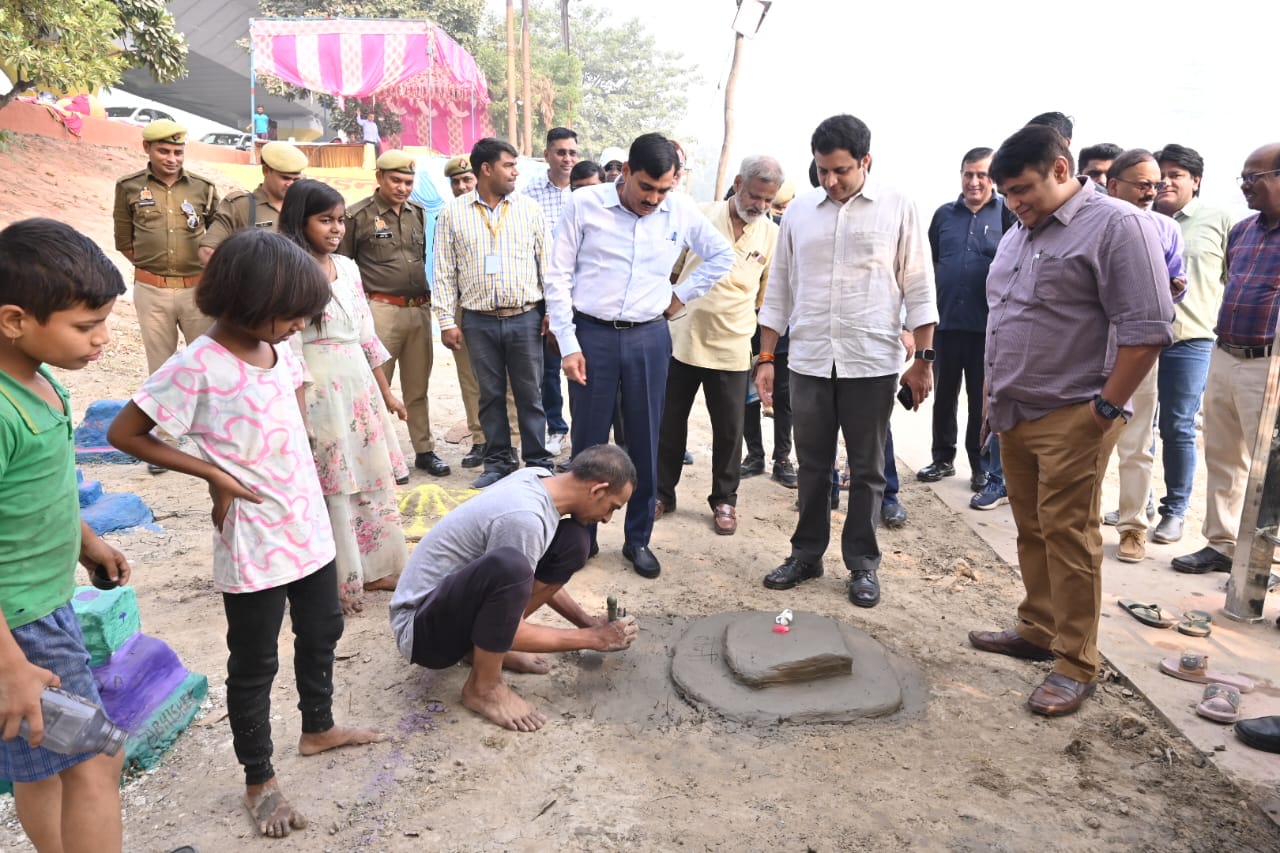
top-left (298, 724), bottom-right (386, 756)
top-left (244, 779), bottom-right (307, 838)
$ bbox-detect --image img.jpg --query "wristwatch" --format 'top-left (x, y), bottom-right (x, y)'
top-left (1093, 394), bottom-right (1125, 421)
top-left (914, 348), bottom-right (936, 362)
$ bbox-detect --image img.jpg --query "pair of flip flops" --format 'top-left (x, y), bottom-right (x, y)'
top-left (1117, 600), bottom-right (1214, 636)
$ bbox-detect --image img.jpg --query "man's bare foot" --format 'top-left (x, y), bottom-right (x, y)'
top-left (502, 650), bottom-right (551, 674)
top-left (363, 574), bottom-right (399, 592)
top-left (244, 779), bottom-right (307, 838)
top-left (461, 677), bottom-right (547, 732)
top-left (298, 724), bottom-right (386, 756)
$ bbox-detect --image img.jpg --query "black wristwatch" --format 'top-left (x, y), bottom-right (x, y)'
top-left (914, 348), bottom-right (936, 362)
top-left (1093, 394), bottom-right (1125, 421)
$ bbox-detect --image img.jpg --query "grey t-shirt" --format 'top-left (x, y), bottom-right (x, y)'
top-left (389, 469), bottom-right (559, 661)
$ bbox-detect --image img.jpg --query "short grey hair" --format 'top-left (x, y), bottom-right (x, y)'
top-left (737, 155), bottom-right (784, 186)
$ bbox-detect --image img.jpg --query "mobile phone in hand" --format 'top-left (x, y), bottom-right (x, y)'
top-left (897, 384), bottom-right (915, 410)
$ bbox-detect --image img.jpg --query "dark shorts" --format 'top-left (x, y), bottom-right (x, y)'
top-left (0, 604), bottom-right (105, 783)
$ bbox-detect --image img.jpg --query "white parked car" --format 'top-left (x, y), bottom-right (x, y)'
top-left (200, 131), bottom-right (253, 151)
top-left (105, 106), bottom-right (175, 126)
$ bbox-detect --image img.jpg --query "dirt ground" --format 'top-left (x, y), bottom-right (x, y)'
top-left (1, 133), bottom-right (1279, 852)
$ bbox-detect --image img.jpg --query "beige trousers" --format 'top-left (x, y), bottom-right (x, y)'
top-left (133, 281), bottom-right (213, 375)
top-left (1201, 347), bottom-right (1270, 556)
top-left (1002, 402), bottom-right (1123, 683)
top-left (369, 301), bottom-right (434, 452)
top-left (1115, 365), bottom-right (1159, 533)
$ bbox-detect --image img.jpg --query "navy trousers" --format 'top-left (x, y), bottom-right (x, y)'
top-left (568, 315), bottom-right (670, 547)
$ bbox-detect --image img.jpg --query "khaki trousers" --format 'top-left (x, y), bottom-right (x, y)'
top-left (1115, 364), bottom-right (1159, 533)
top-left (369, 301), bottom-right (434, 452)
top-left (453, 337), bottom-right (520, 446)
top-left (133, 281), bottom-right (213, 375)
top-left (1201, 347), bottom-right (1270, 556)
top-left (1001, 402), bottom-right (1122, 683)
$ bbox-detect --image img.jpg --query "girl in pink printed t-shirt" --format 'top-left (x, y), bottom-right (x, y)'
top-left (108, 230), bottom-right (386, 840)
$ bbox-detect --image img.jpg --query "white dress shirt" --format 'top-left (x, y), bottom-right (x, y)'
top-left (544, 182), bottom-right (735, 356)
top-left (758, 180), bottom-right (937, 379)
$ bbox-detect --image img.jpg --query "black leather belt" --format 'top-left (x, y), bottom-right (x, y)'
top-left (573, 310), bottom-right (663, 330)
top-left (1217, 339), bottom-right (1273, 359)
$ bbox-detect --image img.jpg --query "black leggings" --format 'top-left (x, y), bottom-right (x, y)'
top-left (222, 560), bottom-right (343, 786)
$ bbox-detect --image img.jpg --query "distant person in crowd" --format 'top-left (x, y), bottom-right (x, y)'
top-left (1103, 148), bottom-right (1186, 564)
top-left (249, 105), bottom-right (270, 140)
top-left (1150, 144), bottom-right (1235, 548)
top-left (436, 138), bottom-right (554, 489)
top-left (338, 151), bottom-right (450, 477)
top-left (111, 120), bottom-right (219, 473)
top-left (656, 155), bottom-right (784, 536)
top-left (389, 445), bottom-right (640, 732)
top-left (599, 147), bottom-right (627, 183)
top-left (524, 128), bottom-right (580, 458)
top-left (1172, 142), bottom-right (1280, 574)
top-left (357, 112), bottom-right (381, 154)
top-left (442, 154), bottom-right (519, 470)
top-left (742, 179), bottom-right (798, 488)
top-left (1078, 142), bottom-right (1123, 185)
top-left (279, 179), bottom-right (410, 614)
top-left (756, 115), bottom-right (936, 609)
top-left (570, 160), bottom-right (605, 190)
top-left (969, 125), bottom-right (1172, 717)
top-left (918, 147), bottom-right (1014, 505)
top-left (0, 219), bottom-right (130, 853)
top-left (545, 133), bottom-right (735, 579)
top-left (199, 141), bottom-right (308, 263)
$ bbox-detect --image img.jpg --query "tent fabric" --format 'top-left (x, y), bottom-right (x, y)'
top-left (250, 18), bottom-right (492, 153)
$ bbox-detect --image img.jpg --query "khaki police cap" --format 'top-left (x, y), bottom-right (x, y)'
top-left (261, 141), bottom-right (308, 174)
top-left (375, 150), bottom-right (416, 174)
top-left (142, 120), bottom-right (188, 144)
top-left (443, 155), bottom-right (473, 178)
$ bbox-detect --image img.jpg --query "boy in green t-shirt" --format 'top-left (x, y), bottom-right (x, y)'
top-left (0, 219), bottom-right (130, 853)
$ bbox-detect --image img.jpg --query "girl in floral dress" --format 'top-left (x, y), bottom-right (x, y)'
top-left (279, 179), bottom-right (410, 613)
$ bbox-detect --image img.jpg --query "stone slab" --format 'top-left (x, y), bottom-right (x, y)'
top-left (724, 611), bottom-right (852, 686)
top-left (671, 612), bottom-right (905, 724)
top-left (74, 399), bottom-right (136, 464)
top-left (71, 585), bottom-right (141, 665)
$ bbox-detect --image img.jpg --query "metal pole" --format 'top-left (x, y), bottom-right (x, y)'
top-left (1223, 337), bottom-right (1280, 622)
top-left (249, 18), bottom-right (257, 164)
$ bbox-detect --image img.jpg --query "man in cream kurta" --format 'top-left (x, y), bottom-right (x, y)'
top-left (655, 157), bottom-right (783, 536)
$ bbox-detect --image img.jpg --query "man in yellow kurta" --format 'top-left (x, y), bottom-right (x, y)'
top-left (655, 156), bottom-right (783, 535)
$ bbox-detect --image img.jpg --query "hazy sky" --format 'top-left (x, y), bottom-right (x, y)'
top-left (491, 0), bottom-right (1271, 215)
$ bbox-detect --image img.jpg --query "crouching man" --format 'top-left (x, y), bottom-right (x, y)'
top-left (389, 444), bottom-right (639, 731)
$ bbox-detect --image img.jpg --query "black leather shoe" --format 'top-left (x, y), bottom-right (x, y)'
top-left (415, 451), bottom-right (451, 477)
top-left (395, 474), bottom-right (410, 485)
top-left (880, 501), bottom-right (907, 529)
top-left (848, 568), bottom-right (880, 607)
top-left (1235, 716), bottom-right (1280, 753)
top-left (762, 556), bottom-right (823, 590)
top-left (1172, 546), bottom-right (1233, 574)
top-left (772, 459), bottom-right (798, 489)
top-left (622, 543), bottom-right (661, 579)
top-left (740, 456), bottom-right (765, 477)
top-left (917, 462), bottom-right (956, 482)
top-left (461, 442), bottom-right (486, 468)
top-left (970, 471), bottom-right (988, 492)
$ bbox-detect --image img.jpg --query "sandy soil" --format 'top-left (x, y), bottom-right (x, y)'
top-left (1, 132), bottom-right (1278, 852)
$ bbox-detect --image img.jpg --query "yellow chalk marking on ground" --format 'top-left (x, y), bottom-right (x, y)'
top-left (398, 483), bottom-right (479, 541)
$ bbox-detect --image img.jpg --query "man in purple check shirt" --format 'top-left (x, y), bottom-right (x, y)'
top-left (968, 125), bottom-right (1173, 717)
top-left (1173, 142), bottom-right (1280, 574)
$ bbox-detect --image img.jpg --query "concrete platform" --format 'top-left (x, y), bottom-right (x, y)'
top-left (671, 612), bottom-right (912, 724)
top-left (887, 402), bottom-right (1280, 796)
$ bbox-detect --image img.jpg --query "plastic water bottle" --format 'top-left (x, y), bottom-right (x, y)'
top-left (17, 687), bottom-right (127, 756)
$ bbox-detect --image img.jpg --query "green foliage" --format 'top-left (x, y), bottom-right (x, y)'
top-left (253, 0), bottom-right (485, 126)
top-left (0, 0), bottom-right (187, 108)
top-left (475, 1), bottom-right (695, 158)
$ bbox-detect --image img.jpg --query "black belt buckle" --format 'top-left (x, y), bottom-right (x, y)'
top-left (611, 319), bottom-right (637, 330)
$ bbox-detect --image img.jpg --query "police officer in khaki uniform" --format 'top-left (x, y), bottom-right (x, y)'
top-left (338, 150), bottom-right (450, 476)
top-left (198, 141), bottom-right (308, 264)
top-left (113, 119), bottom-right (219, 472)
